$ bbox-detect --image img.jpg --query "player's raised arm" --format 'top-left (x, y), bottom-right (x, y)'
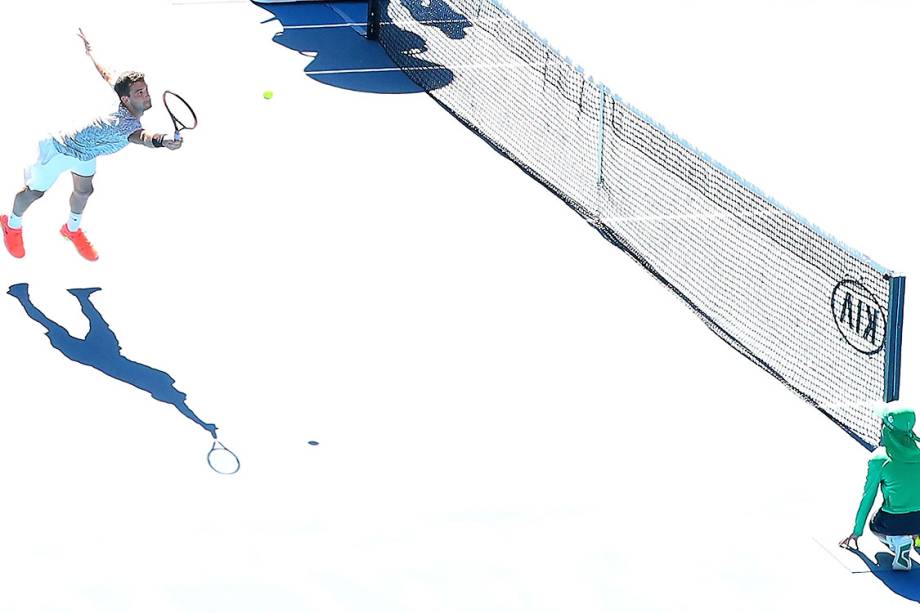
top-left (77, 28), bottom-right (114, 86)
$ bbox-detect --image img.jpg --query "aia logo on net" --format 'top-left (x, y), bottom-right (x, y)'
top-left (831, 279), bottom-right (887, 355)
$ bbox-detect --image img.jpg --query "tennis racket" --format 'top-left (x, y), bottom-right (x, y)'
top-left (207, 440), bottom-right (240, 475)
top-left (163, 90), bottom-right (198, 141)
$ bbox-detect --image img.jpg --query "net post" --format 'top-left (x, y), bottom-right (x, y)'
top-left (884, 275), bottom-right (906, 402)
top-left (596, 87), bottom-right (606, 186)
top-left (367, 0), bottom-right (381, 40)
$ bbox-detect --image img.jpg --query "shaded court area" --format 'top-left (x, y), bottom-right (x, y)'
top-left (258, 0), bottom-right (438, 93)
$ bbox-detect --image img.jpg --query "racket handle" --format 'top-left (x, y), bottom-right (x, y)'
top-left (174, 130), bottom-right (181, 141)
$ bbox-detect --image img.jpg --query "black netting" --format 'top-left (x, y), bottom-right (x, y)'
top-left (375, 0), bottom-right (902, 447)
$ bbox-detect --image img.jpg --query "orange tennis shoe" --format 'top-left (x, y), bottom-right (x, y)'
top-left (1, 215), bottom-right (25, 258)
top-left (60, 224), bottom-right (98, 261)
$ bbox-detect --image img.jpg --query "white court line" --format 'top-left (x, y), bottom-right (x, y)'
top-left (811, 537), bottom-right (860, 573)
top-left (281, 18), bottom-right (509, 30)
top-left (304, 60), bottom-right (544, 76)
top-left (284, 22), bottom-right (368, 29)
top-left (328, 4), bottom-right (367, 32)
top-left (305, 66), bottom-right (405, 76)
top-left (383, 17), bottom-right (502, 26)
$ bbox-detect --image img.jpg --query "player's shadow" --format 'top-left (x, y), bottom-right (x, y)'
top-left (7, 283), bottom-right (218, 438)
top-left (847, 548), bottom-right (920, 602)
top-left (253, 0), bottom-right (470, 94)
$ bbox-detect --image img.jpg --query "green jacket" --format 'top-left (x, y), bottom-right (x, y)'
top-left (853, 448), bottom-right (920, 537)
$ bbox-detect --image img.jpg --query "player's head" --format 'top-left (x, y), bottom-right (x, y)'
top-left (114, 71), bottom-right (152, 116)
top-left (880, 407), bottom-right (920, 462)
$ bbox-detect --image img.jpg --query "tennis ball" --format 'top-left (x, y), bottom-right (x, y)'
top-left (263, 90), bottom-right (274, 100)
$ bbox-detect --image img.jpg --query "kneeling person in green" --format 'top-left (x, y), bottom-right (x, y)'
top-left (840, 407), bottom-right (920, 571)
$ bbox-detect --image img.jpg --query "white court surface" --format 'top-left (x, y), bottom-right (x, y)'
top-left (0, 0), bottom-right (917, 611)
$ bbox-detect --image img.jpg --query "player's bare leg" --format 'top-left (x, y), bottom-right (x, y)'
top-left (13, 186), bottom-right (45, 216)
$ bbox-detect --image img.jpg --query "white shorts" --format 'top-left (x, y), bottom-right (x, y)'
top-left (23, 138), bottom-right (96, 192)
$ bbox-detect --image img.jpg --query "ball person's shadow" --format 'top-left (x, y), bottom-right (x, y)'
top-left (845, 546), bottom-right (920, 602)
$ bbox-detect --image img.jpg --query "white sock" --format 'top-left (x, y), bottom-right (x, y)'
top-left (8, 213), bottom-right (22, 229)
top-left (67, 213), bottom-right (82, 232)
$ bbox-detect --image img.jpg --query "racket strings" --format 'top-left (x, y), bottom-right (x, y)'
top-left (163, 91), bottom-right (198, 130)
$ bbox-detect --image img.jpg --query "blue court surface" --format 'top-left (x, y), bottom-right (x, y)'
top-left (0, 1), bottom-right (918, 611)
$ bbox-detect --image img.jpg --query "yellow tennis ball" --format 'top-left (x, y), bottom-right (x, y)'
top-left (263, 90), bottom-right (274, 100)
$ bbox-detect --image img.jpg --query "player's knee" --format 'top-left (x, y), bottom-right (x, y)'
top-left (73, 184), bottom-right (94, 198)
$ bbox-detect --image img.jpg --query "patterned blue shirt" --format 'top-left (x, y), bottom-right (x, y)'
top-left (53, 104), bottom-right (143, 161)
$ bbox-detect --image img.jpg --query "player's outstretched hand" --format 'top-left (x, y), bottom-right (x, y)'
top-left (838, 534), bottom-right (859, 550)
top-left (164, 138), bottom-right (183, 151)
top-left (77, 27), bottom-right (92, 55)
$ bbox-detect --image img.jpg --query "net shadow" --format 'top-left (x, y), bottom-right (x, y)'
top-left (254, 1), bottom-right (454, 94)
top-left (399, 0), bottom-right (473, 40)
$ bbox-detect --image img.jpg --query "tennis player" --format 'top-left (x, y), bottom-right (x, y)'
top-left (840, 407), bottom-right (920, 570)
top-left (1, 28), bottom-right (182, 261)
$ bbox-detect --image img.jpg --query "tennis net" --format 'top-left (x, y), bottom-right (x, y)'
top-left (370, 0), bottom-right (905, 448)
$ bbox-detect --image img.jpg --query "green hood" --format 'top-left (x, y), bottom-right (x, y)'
top-left (880, 408), bottom-right (920, 463)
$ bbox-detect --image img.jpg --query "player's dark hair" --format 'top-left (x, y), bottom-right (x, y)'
top-left (114, 71), bottom-right (146, 99)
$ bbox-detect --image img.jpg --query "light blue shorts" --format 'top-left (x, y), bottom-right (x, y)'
top-left (23, 138), bottom-right (96, 192)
